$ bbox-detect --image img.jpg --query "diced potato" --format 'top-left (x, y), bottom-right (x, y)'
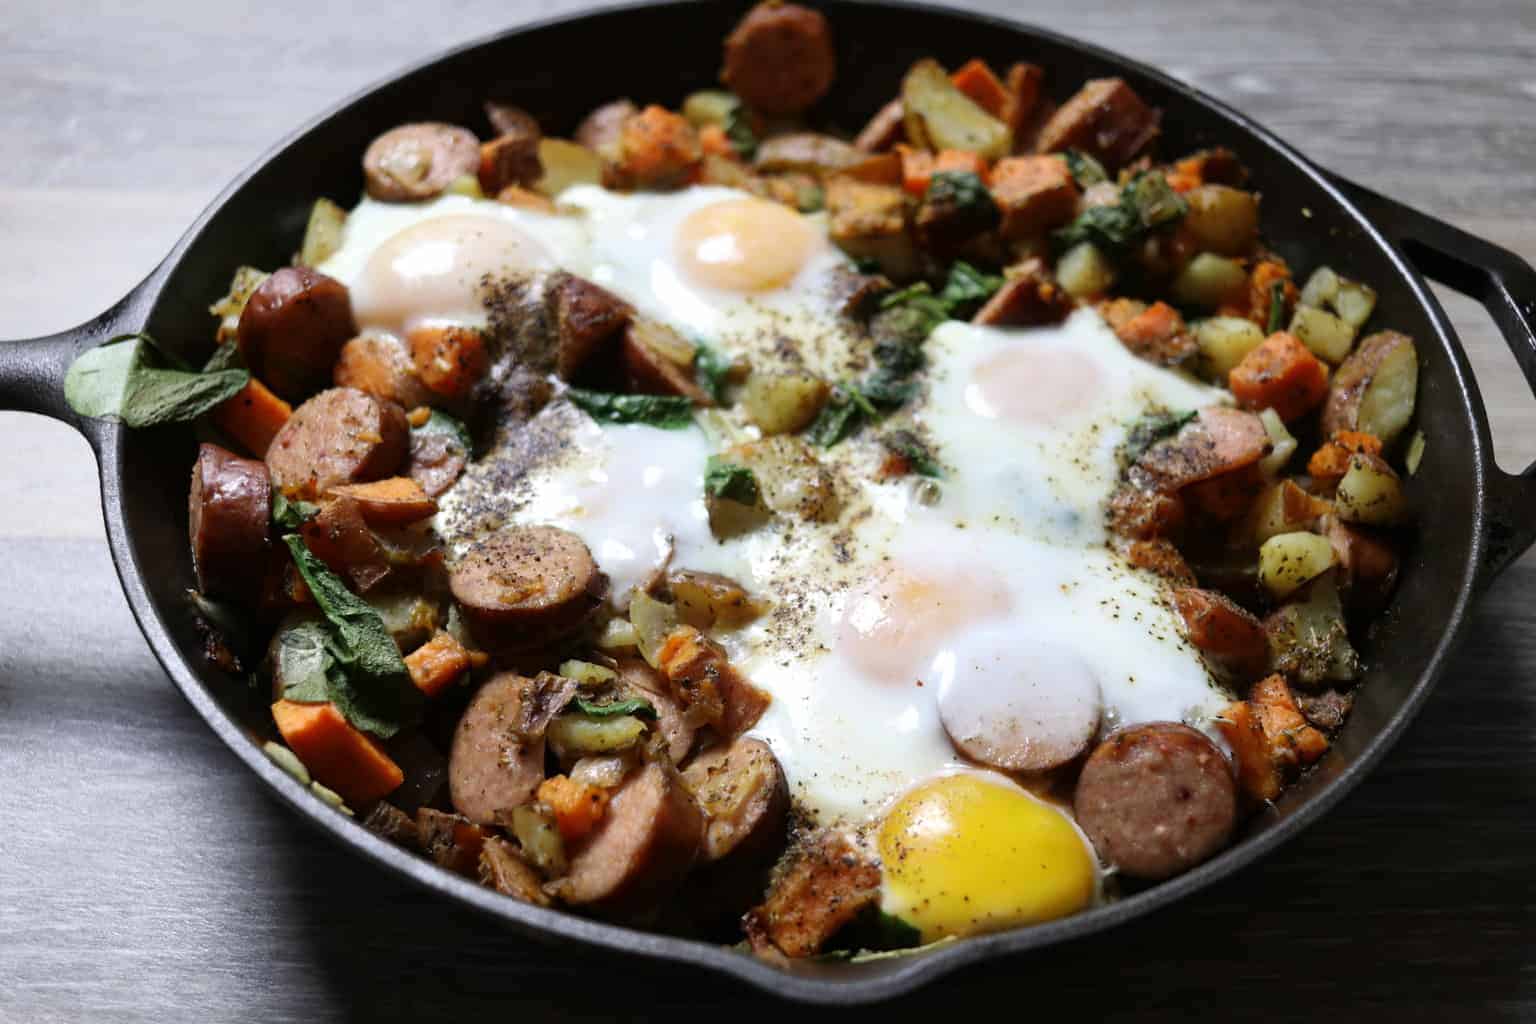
top-left (1194, 316), bottom-right (1266, 379)
top-left (1298, 266), bottom-right (1340, 309)
top-left (364, 591), bottom-right (439, 652)
top-left (297, 198), bottom-right (347, 268)
top-left (627, 592), bottom-right (678, 668)
top-left (1246, 479), bottom-right (1330, 545)
top-left (1405, 429), bottom-right (1426, 476)
top-left (1265, 571), bottom-right (1360, 686)
top-left (208, 265), bottom-right (271, 344)
top-left (1332, 279), bottom-right (1378, 328)
top-left (533, 138), bottom-right (603, 198)
top-left (742, 370), bottom-right (830, 434)
top-left (1335, 453), bottom-right (1406, 526)
top-left (1259, 531), bottom-right (1338, 599)
top-left (444, 173), bottom-right (484, 199)
top-left (557, 659), bottom-right (618, 687)
top-left (1322, 330), bottom-right (1418, 444)
top-left (682, 90), bottom-right (738, 128)
top-left (547, 713), bottom-right (648, 756)
top-left (1257, 408), bottom-right (1298, 477)
top-left (1172, 253), bottom-right (1249, 309)
top-left (826, 176), bottom-right (918, 279)
top-left (726, 435), bottom-right (839, 522)
top-left (754, 133), bottom-right (862, 176)
top-left (901, 58), bottom-right (1011, 159)
top-left (670, 570), bottom-right (762, 630)
top-left (1289, 305), bottom-right (1356, 364)
top-left (1056, 242), bottom-right (1117, 300)
top-left (1181, 185), bottom-right (1260, 257)
top-left (595, 616), bottom-right (639, 651)
top-left (505, 805), bottom-right (567, 877)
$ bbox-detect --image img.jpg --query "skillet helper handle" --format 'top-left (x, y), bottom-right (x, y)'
top-left (0, 330), bottom-right (85, 423)
top-left (1327, 173), bottom-right (1536, 584)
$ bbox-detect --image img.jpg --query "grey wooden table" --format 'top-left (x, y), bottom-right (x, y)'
top-left (2, 1), bottom-right (1534, 1020)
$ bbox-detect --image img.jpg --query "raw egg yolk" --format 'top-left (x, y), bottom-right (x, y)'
top-left (965, 345), bottom-right (1104, 424)
top-left (879, 773), bottom-right (1097, 942)
top-left (840, 564), bottom-right (1012, 686)
top-left (675, 197), bottom-right (816, 292)
top-left (352, 214), bottom-right (549, 335)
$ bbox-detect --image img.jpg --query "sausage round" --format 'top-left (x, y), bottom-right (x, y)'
top-left (448, 525), bottom-right (607, 652)
top-left (1073, 722), bottom-right (1237, 880)
top-left (188, 442), bottom-right (271, 602)
top-left (407, 430), bottom-right (468, 498)
top-left (265, 387), bottom-right (410, 499)
top-left (680, 737), bottom-right (788, 864)
top-left (333, 334), bottom-right (431, 410)
top-left (938, 642), bottom-right (1102, 773)
top-left (238, 267), bottom-right (357, 401)
top-left (720, 2), bottom-right (836, 117)
top-left (449, 673), bottom-right (551, 825)
top-left (615, 658), bottom-right (696, 765)
top-left (363, 122), bottom-right (481, 202)
top-left (562, 761), bottom-right (704, 916)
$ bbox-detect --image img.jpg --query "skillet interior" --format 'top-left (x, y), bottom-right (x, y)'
top-left (101, 0), bottom-right (1489, 1000)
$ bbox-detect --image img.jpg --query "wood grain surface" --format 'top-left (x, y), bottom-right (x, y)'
top-left (1, 1), bottom-right (1534, 1020)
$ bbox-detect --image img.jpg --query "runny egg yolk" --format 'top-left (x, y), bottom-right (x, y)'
top-left (352, 214), bottom-right (550, 335)
top-left (839, 564), bottom-right (1012, 686)
top-left (675, 197), bottom-right (817, 292)
top-left (964, 345), bottom-right (1104, 424)
top-left (879, 773), bottom-right (1097, 942)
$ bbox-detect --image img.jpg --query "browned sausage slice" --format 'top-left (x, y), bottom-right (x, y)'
top-left (1035, 78), bottom-right (1162, 169)
top-left (265, 387), bottom-right (410, 499)
top-left (575, 99), bottom-right (637, 159)
top-left (333, 334), bottom-right (431, 410)
top-left (681, 737), bottom-right (788, 864)
top-left (449, 671), bottom-right (577, 825)
top-left (615, 658), bottom-right (696, 765)
top-left (721, 2), bottom-right (836, 117)
top-left (484, 101), bottom-right (540, 140)
top-left (561, 761), bottom-right (704, 916)
top-left (407, 430), bottom-right (467, 498)
top-left (449, 525), bottom-right (607, 653)
top-left (238, 267), bottom-right (357, 401)
top-left (744, 829), bottom-right (881, 958)
top-left (1073, 722), bottom-right (1237, 880)
top-left (189, 442), bottom-right (271, 602)
top-left (938, 644), bottom-right (1102, 773)
top-left (549, 272), bottom-right (633, 381)
top-left (363, 122), bottom-right (481, 202)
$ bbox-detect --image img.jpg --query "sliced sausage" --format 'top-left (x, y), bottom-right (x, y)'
top-left (681, 737), bottom-right (788, 865)
top-left (1106, 483), bottom-right (1186, 540)
top-left (615, 658), bottom-right (696, 765)
top-left (484, 101), bottom-right (541, 140)
top-left (575, 99), bottom-right (637, 159)
top-left (449, 526), bottom-right (607, 653)
top-left (449, 671), bottom-right (577, 825)
top-left (971, 262), bottom-right (1074, 326)
top-left (622, 321), bottom-right (712, 404)
top-left (189, 443), bottom-right (271, 602)
top-left (299, 495), bottom-right (391, 593)
top-left (415, 807), bottom-right (490, 876)
top-left (265, 387), bottom-right (410, 499)
top-left (1035, 78), bottom-right (1161, 169)
top-left (548, 271), bottom-right (633, 381)
top-left (854, 99), bottom-right (905, 153)
top-left (479, 123), bottom-right (543, 196)
top-left (1073, 722), bottom-right (1237, 880)
top-left (938, 643), bottom-right (1102, 773)
top-left (363, 122), bottom-right (481, 202)
top-left (479, 835), bottom-right (552, 906)
top-left (1127, 406), bottom-right (1271, 495)
top-left (561, 761), bottom-right (704, 917)
top-left (238, 267), bottom-right (356, 401)
top-left (407, 430), bottom-right (467, 498)
top-left (721, 2), bottom-right (836, 117)
top-left (744, 829), bottom-right (881, 958)
top-left (333, 334), bottom-right (431, 410)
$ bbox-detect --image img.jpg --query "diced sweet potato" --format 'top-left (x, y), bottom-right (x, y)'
top-left (213, 376), bottom-right (292, 459)
top-left (537, 774), bottom-right (611, 843)
top-left (1214, 700), bottom-right (1283, 803)
top-left (989, 155), bottom-right (1077, 240)
top-left (614, 105), bottom-right (702, 191)
top-left (327, 476), bottom-right (438, 525)
top-left (1110, 300), bottom-right (1197, 367)
top-left (1250, 673), bottom-right (1330, 767)
top-left (657, 625), bottom-right (771, 738)
top-left (1172, 587), bottom-right (1269, 681)
top-left (408, 326), bottom-right (489, 402)
top-left (1308, 431), bottom-right (1384, 484)
top-left (1228, 332), bottom-right (1329, 423)
top-left (405, 630), bottom-right (473, 698)
top-left (898, 145), bottom-right (989, 197)
top-left (1124, 538), bottom-right (1195, 585)
top-left (950, 58), bottom-right (1011, 118)
top-left (271, 699), bottom-right (404, 806)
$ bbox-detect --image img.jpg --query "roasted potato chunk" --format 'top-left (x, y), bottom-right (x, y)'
top-left (754, 133), bottom-right (862, 176)
top-left (1181, 185), bottom-right (1260, 257)
top-left (1289, 304), bottom-right (1356, 364)
top-left (725, 435), bottom-right (839, 522)
top-left (742, 370), bottom-right (830, 434)
top-left (533, 139), bottom-right (603, 198)
top-left (1172, 253), bottom-right (1249, 309)
top-left (1246, 479), bottom-right (1331, 545)
top-left (1194, 316), bottom-right (1265, 380)
top-left (1258, 530), bottom-right (1338, 600)
top-left (825, 176), bottom-right (917, 279)
top-left (1322, 330), bottom-right (1418, 444)
top-left (1335, 452), bottom-right (1407, 526)
top-left (901, 59), bottom-right (1011, 159)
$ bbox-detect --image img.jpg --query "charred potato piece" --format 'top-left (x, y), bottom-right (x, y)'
top-left (825, 176), bottom-right (917, 279)
top-left (742, 370), bottom-right (830, 434)
top-left (1246, 479), bottom-right (1332, 545)
top-left (1265, 572), bottom-right (1361, 686)
top-left (1258, 530), bottom-right (1338, 600)
top-left (297, 198), bottom-right (346, 268)
top-left (1172, 253), bottom-right (1249, 310)
top-left (901, 59), bottom-right (1011, 159)
top-left (1181, 185), bottom-right (1260, 257)
top-left (754, 133), bottom-right (862, 176)
top-left (1289, 304), bottom-right (1356, 364)
top-left (724, 435), bottom-right (838, 522)
top-left (669, 570), bottom-right (762, 630)
top-left (1335, 452), bottom-right (1407, 526)
top-left (1321, 330), bottom-right (1418, 444)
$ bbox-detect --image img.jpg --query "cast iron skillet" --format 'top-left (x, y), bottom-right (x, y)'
top-left (3, 0), bottom-right (1535, 1003)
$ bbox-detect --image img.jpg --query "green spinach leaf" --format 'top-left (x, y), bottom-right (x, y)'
top-left (694, 343), bottom-right (735, 404)
top-left (65, 333), bottom-right (249, 427)
top-left (1064, 149), bottom-right (1109, 187)
top-left (567, 388), bottom-right (695, 429)
top-left (272, 492), bottom-right (321, 530)
top-left (723, 95), bottom-right (759, 160)
top-left (1266, 280), bottom-right (1287, 335)
top-left (1121, 409), bottom-right (1198, 466)
top-left (704, 456), bottom-right (761, 506)
top-left (202, 342), bottom-right (245, 373)
top-left (937, 260), bottom-right (1004, 318)
top-left (571, 696), bottom-right (658, 719)
top-left (805, 389), bottom-right (867, 448)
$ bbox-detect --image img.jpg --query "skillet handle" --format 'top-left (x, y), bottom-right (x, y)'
top-left (0, 290), bottom-right (149, 437)
top-left (1327, 174), bottom-right (1536, 585)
